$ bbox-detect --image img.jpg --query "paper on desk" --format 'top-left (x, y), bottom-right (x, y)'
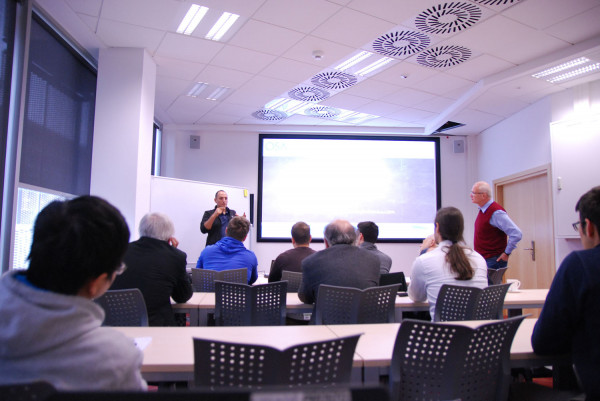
top-left (134, 337), bottom-right (152, 351)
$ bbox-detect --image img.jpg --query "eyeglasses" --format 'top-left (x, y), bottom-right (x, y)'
top-left (470, 191), bottom-right (485, 195)
top-left (115, 263), bottom-right (127, 275)
top-left (572, 221), bottom-right (581, 232)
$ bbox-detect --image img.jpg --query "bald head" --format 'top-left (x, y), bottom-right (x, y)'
top-left (471, 181), bottom-right (492, 207)
top-left (324, 219), bottom-right (356, 247)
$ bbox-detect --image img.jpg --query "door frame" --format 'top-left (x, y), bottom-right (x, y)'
top-left (492, 164), bottom-right (556, 277)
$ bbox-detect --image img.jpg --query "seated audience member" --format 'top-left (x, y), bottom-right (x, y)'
top-left (0, 196), bottom-right (146, 391)
top-left (356, 221), bottom-right (392, 274)
top-left (418, 234), bottom-right (437, 255)
top-left (532, 186), bottom-right (600, 399)
top-left (298, 219), bottom-right (380, 304)
top-left (408, 207), bottom-right (488, 320)
top-left (268, 221), bottom-right (316, 282)
top-left (111, 212), bottom-right (193, 326)
top-left (196, 215), bottom-right (258, 284)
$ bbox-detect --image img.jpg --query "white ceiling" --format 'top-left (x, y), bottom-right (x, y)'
top-left (35, 0), bottom-right (600, 135)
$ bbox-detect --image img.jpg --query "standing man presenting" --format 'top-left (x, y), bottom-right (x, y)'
top-left (471, 181), bottom-right (522, 270)
top-left (201, 190), bottom-right (237, 246)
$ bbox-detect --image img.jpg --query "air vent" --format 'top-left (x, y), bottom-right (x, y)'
top-left (469, 0), bottom-right (519, 5)
top-left (417, 45), bottom-right (472, 68)
top-left (252, 109), bottom-right (287, 121)
top-left (434, 120), bottom-right (465, 133)
top-left (415, 2), bottom-right (482, 35)
top-left (288, 86), bottom-right (330, 102)
top-left (311, 72), bottom-right (358, 90)
top-left (373, 31), bottom-right (431, 57)
top-left (305, 106), bottom-right (341, 118)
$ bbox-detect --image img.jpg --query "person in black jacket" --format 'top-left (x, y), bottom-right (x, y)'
top-left (111, 212), bottom-right (192, 326)
top-left (200, 190), bottom-right (237, 246)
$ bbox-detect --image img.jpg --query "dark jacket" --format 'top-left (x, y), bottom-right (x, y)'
top-left (111, 237), bottom-right (192, 326)
top-left (200, 207), bottom-right (236, 246)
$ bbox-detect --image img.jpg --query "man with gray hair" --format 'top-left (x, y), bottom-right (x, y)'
top-left (111, 212), bottom-right (193, 326)
top-left (298, 219), bottom-right (380, 304)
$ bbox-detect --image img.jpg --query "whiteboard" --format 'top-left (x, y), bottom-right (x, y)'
top-left (150, 177), bottom-right (251, 263)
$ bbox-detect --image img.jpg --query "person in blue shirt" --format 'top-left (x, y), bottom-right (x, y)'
top-left (196, 215), bottom-right (258, 284)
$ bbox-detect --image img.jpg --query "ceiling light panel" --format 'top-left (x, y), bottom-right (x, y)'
top-left (205, 12), bottom-right (240, 41)
top-left (177, 4), bottom-right (209, 35)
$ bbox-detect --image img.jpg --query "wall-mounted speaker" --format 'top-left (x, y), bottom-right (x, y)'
top-left (190, 135), bottom-right (200, 149)
top-left (453, 139), bottom-right (464, 153)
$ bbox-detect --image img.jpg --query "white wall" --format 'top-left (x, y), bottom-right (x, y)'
top-left (160, 129), bottom-right (470, 275)
top-left (472, 79), bottom-right (600, 266)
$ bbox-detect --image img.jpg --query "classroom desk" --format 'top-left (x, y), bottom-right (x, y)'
top-left (114, 325), bottom-right (347, 383)
top-left (394, 288), bottom-right (548, 321)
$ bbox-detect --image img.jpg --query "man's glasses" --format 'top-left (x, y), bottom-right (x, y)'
top-left (572, 221), bottom-right (581, 233)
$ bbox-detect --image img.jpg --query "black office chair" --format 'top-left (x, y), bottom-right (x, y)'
top-left (389, 316), bottom-right (526, 401)
top-left (379, 272), bottom-right (407, 291)
top-left (0, 381), bottom-right (56, 401)
top-left (433, 284), bottom-right (481, 322)
top-left (488, 267), bottom-right (508, 285)
top-left (214, 280), bottom-right (287, 326)
top-left (474, 283), bottom-right (511, 320)
top-left (193, 334), bottom-right (361, 389)
top-left (191, 268), bottom-right (247, 291)
top-left (95, 288), bottom-right (149, 326)
top-left (312, 284), bottom-right (400, 325)
top-left (280, 270), bottom-right (302, 292)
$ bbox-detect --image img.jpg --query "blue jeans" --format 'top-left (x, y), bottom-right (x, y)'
top-left (485, 256), bottom-right (507, 270)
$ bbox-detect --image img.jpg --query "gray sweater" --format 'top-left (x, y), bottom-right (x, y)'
top-left (0, 270), bottom-right (147, 391)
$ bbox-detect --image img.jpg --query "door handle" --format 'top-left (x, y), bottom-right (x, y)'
top-left (523, 240), bottom-right (535, 261)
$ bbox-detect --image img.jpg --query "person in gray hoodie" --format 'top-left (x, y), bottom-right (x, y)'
top-left (0, 196), bottom-right (147, 391)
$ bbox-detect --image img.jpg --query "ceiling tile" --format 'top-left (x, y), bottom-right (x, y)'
top-left (100, 0), bottom-right (187, 31)
top-left (319, 92), bottom-right (373, 110)
top-left (467, 91), bottom-right (531, 117)
top-left (253, 0), bottom-right (341, 34)
top-left (166, 96), bottom-right (218, 125)
top-left (260, 58), bottom-right (323, 83)
top-left (154, 56), bottom-right (204, 81)
top-left (64, 0), bottom-right (102, 16)
top-left (96, 19), bottom-right (165, 52)
top-left (409, 73), bottom-right (475, 96)
top-left (543, 6), bottom-right (600, 44)
top-left (382, 88), bottom-right (436, 107)
top-left (346, 0), bottom-right (437, 25)
top-left (226, 76), bottom-right (296, 108)
top-left (353, 100), bottom-right (403, 116)
top-left (446, 54), bottom-right (516, 82)
top-left (210, 46), bottom-right (277, 74)
top-left (154, 76), bottom-right (191, 111)
top-left (194, 65), bottom-right (254, 89)
top-left (155, 33), bottom-right (224, 64)
top-left (282, 36), bottom-right (356, 67)
top-left (503, 0), bottom-right (600, 30)
top-left (343, 79), bottom-right (402, 100)
top-left (228, 19), bottom-right (305, 56)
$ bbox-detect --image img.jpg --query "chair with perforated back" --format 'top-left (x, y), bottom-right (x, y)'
top-left (313, 284), bottom-right (399, 325)
top-left (214, 280), bottom-right (287, 326)
top-left (193, 334), bottom-right (361, 390)
top-left (389, 316), bottom-right (526, 401)
top-left (488, 267), bottom-right (508, 285)
top-left (0, 381), bottom-right (56, 401)
top-left (192, 268), bottom-right (248, 291)
top-left (433, 284), bottom-right (481, 322)
top-left (281, 270), bottom-right (303, 292)
top-left (474, 283), bottom-right (511, 320)
top-left (95, 288), bottom-right (148, 326)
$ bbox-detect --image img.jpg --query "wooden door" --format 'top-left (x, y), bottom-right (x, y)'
top-left (495, 167), bottom-right (555, 316)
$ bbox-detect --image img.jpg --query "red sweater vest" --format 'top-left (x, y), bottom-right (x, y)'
top-left (474, 201), bottom-right (507, 259)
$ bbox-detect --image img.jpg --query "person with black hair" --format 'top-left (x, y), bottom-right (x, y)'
top-left (408, 206), bottom-right (488, 320)
top-left (0, 196), bottom-right (146, 391)
top-left (268, 221), bottom-right (316, 282)
top-left (356, 221), bottom-right (392, 274)
top-left (532, 186), bottom-right (600, 399)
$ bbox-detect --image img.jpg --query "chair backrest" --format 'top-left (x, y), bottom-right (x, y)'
top-left (487, 267), bottom-right (508, 285)
top-left (474, 283), bottom-right (511, 320)
top-left (214, 280), bottom-right (287, 326)
top-left (193, 334), bottom-right (361, 389)
top-left (313, 284), bottom-right (399, 325)
top-left (192, 268), bottom-right (248, 292)
top-left (434, 284), bottom-right (481, 322)
top-left (95, 288), bottom-right (148, 326)
top-left (389, 316), bottom-right (526, 401)
top-left (0, 381), bottom-right (56, 401)
top-left (379, 272), bottom-right (407, 291)
top-left (281, 270), bottom-right (303, 292)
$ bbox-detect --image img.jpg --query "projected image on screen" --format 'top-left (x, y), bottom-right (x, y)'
top-left (258, 134), bottom-right (440, 242)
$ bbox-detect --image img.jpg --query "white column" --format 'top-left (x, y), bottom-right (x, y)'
top-left (91, 48), bottom-right (156, 238)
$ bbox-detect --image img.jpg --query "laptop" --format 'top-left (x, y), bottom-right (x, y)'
top-left (379, 272), bottom-right (408, 296)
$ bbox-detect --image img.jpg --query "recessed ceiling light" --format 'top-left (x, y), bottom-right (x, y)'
top-left (206, 86), bottom-right (229, 101)
top-left (177, 4), bottom-right (209, 35)
top-left (187, 82), bottom-right (208, 97)
top-left (205, 12), bottom-right (239, 41)
top-left (334, 51), bottom-right (373, 71)
top-left (547, 63), bottom-right (600, 83)
top-left (532, 57), bottom-right (600, 83)
top-left (355, 57), bottom-right (394, 76)
top-left (532, 57), bottom-right (590, 78)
